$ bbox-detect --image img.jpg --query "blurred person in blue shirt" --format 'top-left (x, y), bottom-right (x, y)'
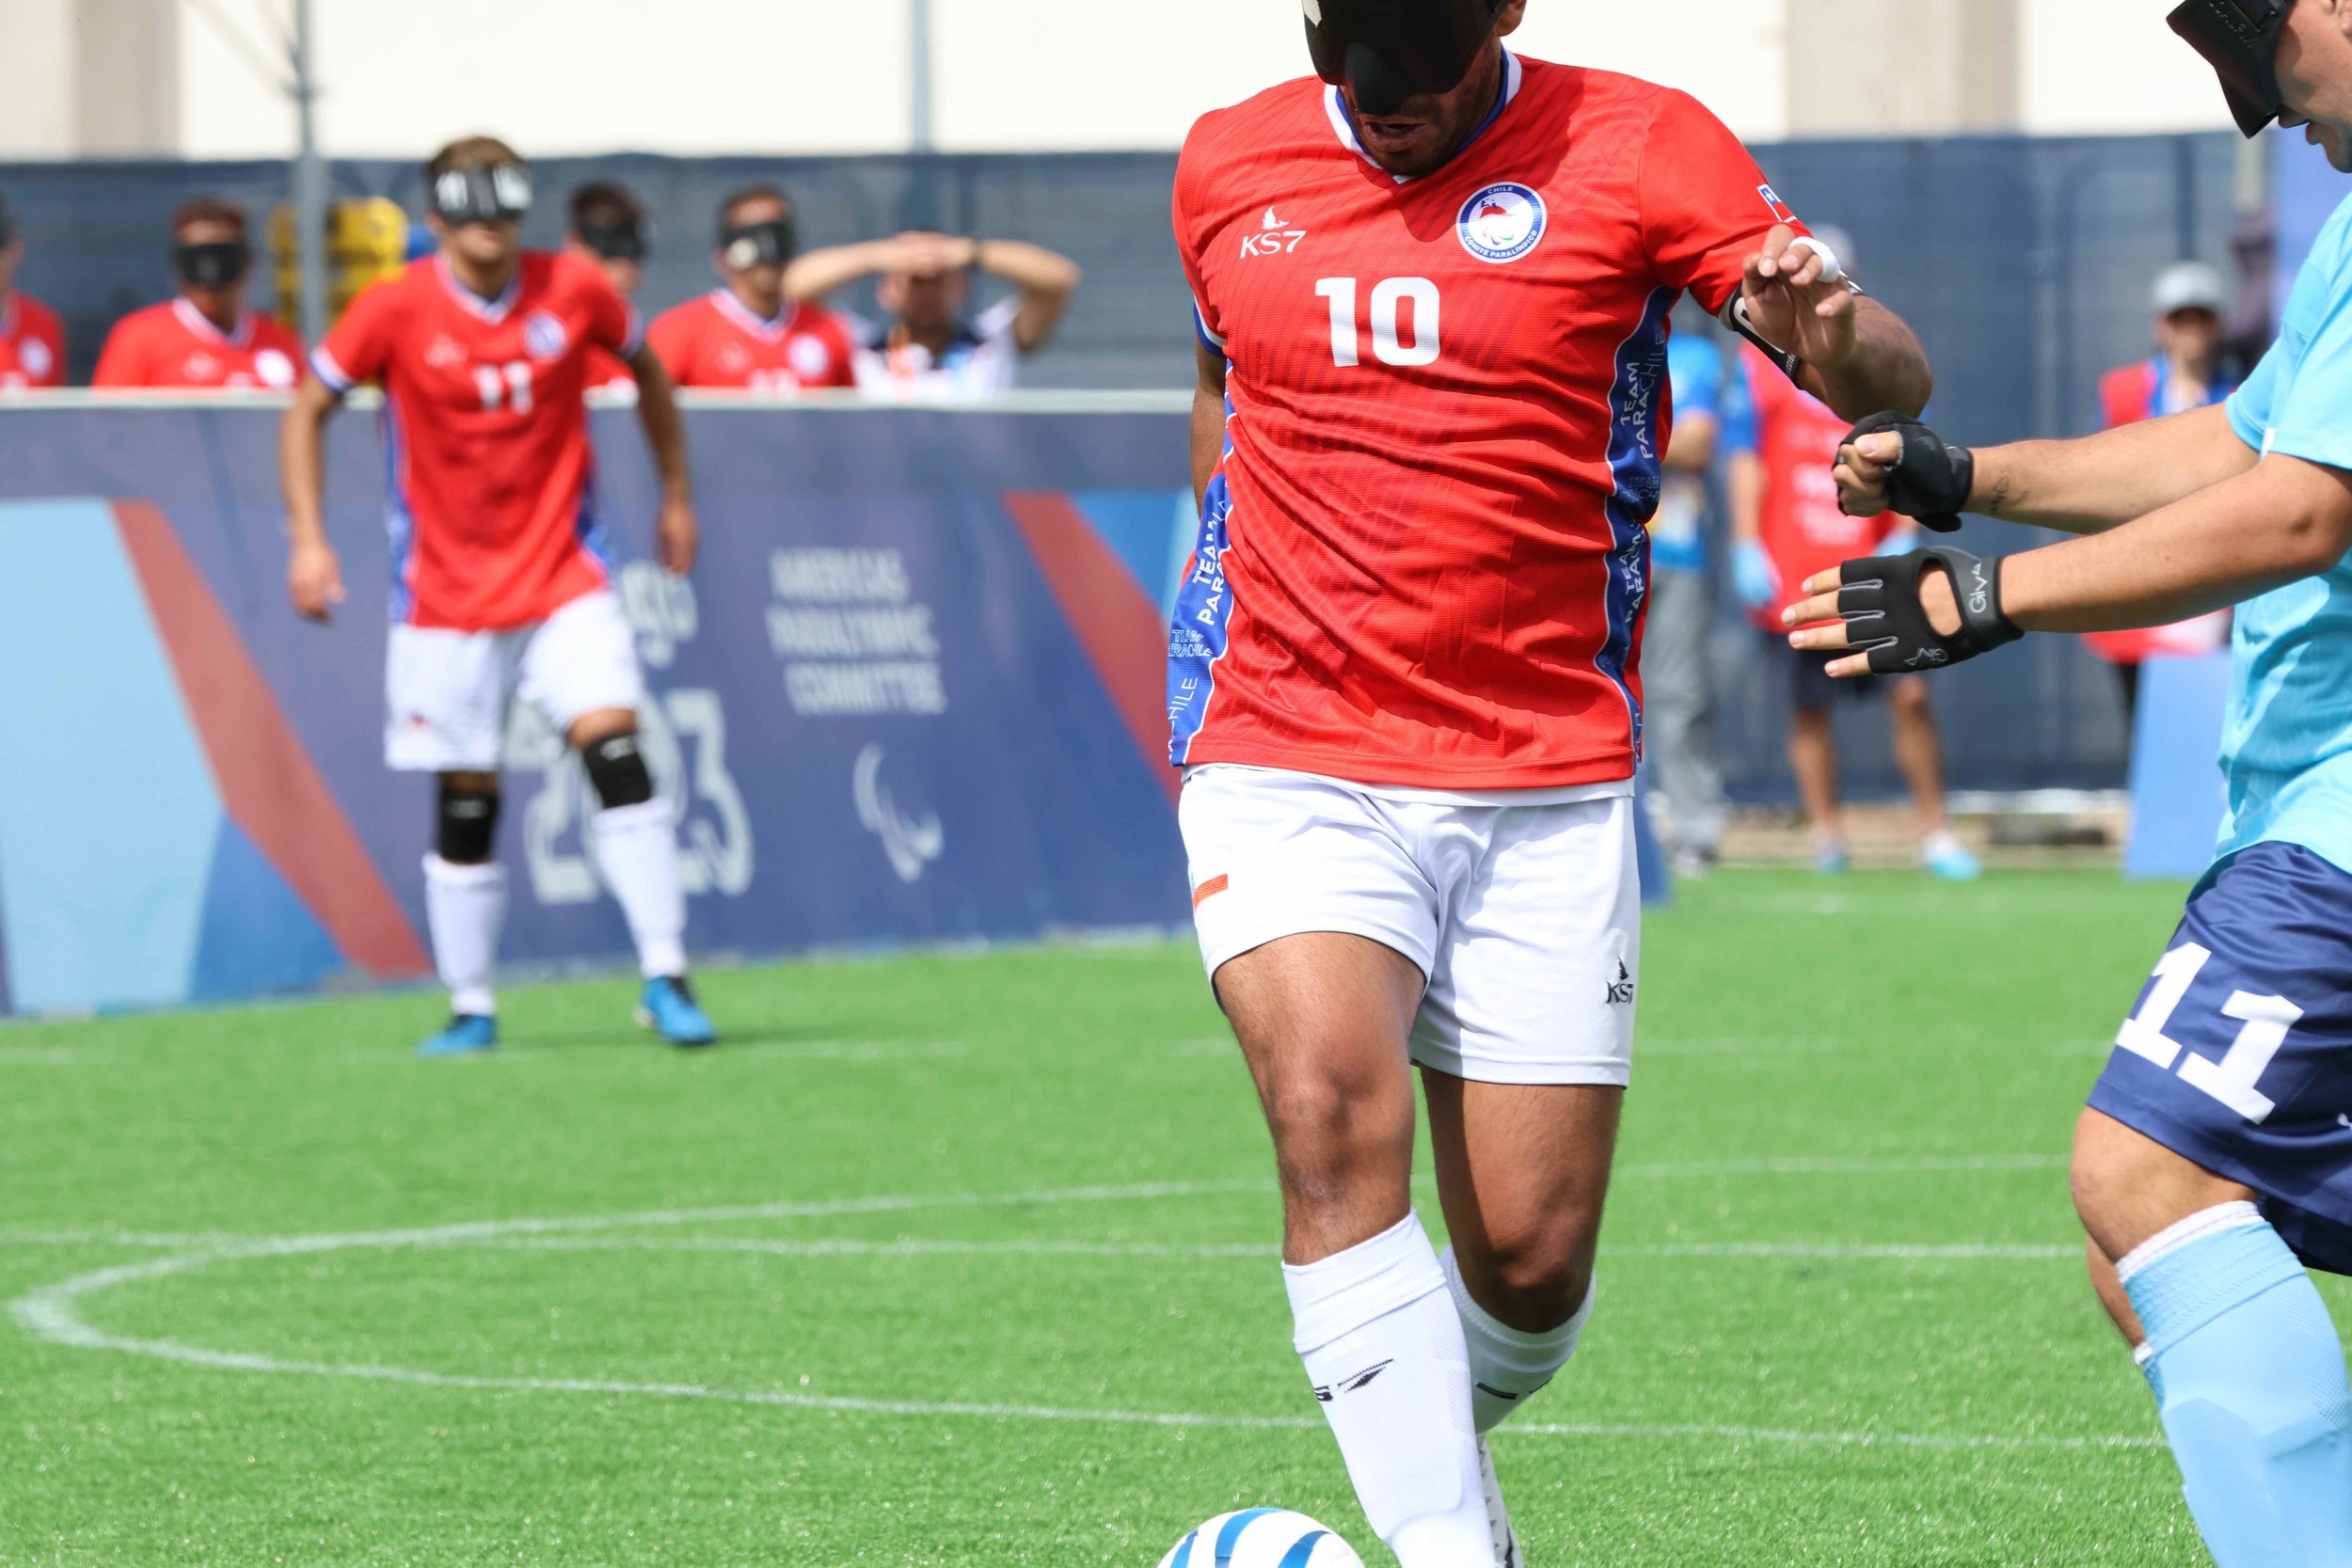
top-left (1645, 301), bottom-right (1735, 875)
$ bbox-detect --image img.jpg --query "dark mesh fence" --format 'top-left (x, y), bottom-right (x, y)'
top-left (0, 132), bottom-right (2247, 797)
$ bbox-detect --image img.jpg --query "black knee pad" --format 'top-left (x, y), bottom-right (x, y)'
top-left (581, 731), bottom-right (656, 810)
top-left (437, 780), bottom-right (501, 863)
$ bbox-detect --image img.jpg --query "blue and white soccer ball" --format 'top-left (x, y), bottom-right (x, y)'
top-left (1157, 1510), bottom-right (1365, 1568)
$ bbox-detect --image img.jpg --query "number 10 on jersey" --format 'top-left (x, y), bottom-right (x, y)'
top-left (1317, 277), bottom-right (1440, 368)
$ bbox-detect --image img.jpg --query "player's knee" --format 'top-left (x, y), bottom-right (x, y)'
top-left (580, 730), bottom-right (655, 811)
top-left (1459, 1221), bottom-right (1596, 1328)
top-left (436, 777), bottom-right (502, 864)
top-left (1263, 1066), bottom-right (1411, 1189)
top-left (1892, 677), bottom-right (1932, 717)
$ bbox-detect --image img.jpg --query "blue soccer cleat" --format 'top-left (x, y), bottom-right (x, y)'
top-left (1924, 832), bottom-right (1983, 882)
top-left (417, 1014), bottom-right (498, 1058)
top-left (1814, 845), bottom-right (1851, 877)
top-left (638, 976), bottom-right (718, 1048)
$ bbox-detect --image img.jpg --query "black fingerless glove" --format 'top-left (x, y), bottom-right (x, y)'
top-left (1836, 546), bottom-right (2022, 674)
top-left (1843, 412), bottom-right (1975, 533)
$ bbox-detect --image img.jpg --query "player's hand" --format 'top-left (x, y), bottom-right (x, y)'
top-left (288, 538), bottom-right (345, 624)
top-left (1740, 225), bottom-right (1858, 372)
top-left (888, 231), bottom-right (977, 275)
top-left (1836, 413), bottom-right (1973, 531)
top-left (657, 493), bottom-right (699, 576)
top-left (1782, 548), bottom-right (2017, 678)
top-left (1732, 540), bottom-right (1781, 610)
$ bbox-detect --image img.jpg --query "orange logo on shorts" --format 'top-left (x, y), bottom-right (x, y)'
top-left (1192, 874), bottom-right (1230, 910)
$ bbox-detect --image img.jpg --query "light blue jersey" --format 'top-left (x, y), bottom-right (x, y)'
top-left (1653, 333), bottom-right (1728, 577)
top-left (2218, 193), bottom-right (2352, 874)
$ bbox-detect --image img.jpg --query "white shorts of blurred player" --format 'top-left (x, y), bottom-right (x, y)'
top-left (1180, 765), bottom-right (1640, 1087)
top-left (384, 590), bottom-right (644, 773)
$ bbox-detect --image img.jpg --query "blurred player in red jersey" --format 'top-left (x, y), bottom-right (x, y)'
top-left (0, 192), bottom-right (66, 392)
top-left (1726, 227), bottom-right (1977, 881)
top-left (94, 197), bottom-right (304, 392)
top-left (1169, 6), bottom-right (1933, 1563)
top-left (647, 185), bottom-right (858, 395)
top-left (280, 136), bottom-right (716, 1056)
top-left (565, 181), bottom-right (653, 397)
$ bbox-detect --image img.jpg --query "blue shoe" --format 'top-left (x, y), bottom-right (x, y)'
top-left (638, 976), bottom-right (717, 1048)
top-left (418, 1014), bottom-right (498, 1058)
top-left (1815, 846), bottom-right (1851, 876)
top-left (1925, 834), bottom-right (1983, 881)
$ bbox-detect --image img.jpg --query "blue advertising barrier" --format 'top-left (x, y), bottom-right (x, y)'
top-left (0, 401), bottom-right (1205, 1015)
top-left (2123, 652), bottom-right (2233, 882)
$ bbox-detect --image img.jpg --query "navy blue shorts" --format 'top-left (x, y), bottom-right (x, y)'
top-left (2090, 841), bottom-right (2352, 1275)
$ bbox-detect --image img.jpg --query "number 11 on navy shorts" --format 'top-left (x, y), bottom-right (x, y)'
top-left (2090, 840), bottom-right (2352, 1275)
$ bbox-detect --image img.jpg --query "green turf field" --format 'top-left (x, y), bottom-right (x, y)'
top-left (0, 868), bottom-right (2293, 1566)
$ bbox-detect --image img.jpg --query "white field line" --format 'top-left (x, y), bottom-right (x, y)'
top-left (1, 1176), bottom-right (2155, 1452)
top-left (341, 1039), bottom-right (971, 1066)
top-left (1613, 1154), bottom-right (2066, 1180)
top-left (0, 1049), bottom-right (109, 1066)
top-left (448, 1235), bottom-right (2078, 1264)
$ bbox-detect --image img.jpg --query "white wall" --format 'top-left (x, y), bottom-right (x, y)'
top-left (2018, 0), bottom-right (2233, 135)
top-left (0, 0), bottom-right (2246, 160)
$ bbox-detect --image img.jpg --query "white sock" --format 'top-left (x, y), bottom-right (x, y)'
top-left (592, 800), bottom-right (689, 979)
top-left (423, 855), bottom-right (505, 1017)
top-left (1284, 1212), bottom-right (1497, 1568)
top-left (1441, 1246), bottom-right (1596, 1434)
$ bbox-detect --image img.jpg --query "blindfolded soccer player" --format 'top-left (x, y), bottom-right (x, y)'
top-left (1785, 4), bottom-right (2352, 1560)
top-left (1168, 2), bottom-right (1933, 1562)
top-left (281, 136), bottom-right (718, 1055)
top-left (92, 196), bottom-right (303, 391)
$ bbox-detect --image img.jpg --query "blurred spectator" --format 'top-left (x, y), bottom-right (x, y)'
top-left (1645, 303), bottom-right (1734, 877)
top-left (93, 197), bottom-right (302, 391)
top-left (648, 184), bottom-right (858, 395)
top-left (0, 191), bottom-right (65, 391)
top-left (1727, 230), bottom-right (1979, 880)
top-left (566, 180), bottom-right (652, 395)
top-left (786, 231), bottom-right (1081, 404)
top-left (2083, 261), bottom-right (2238, 725)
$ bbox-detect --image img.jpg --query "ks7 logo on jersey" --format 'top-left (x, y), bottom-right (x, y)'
top-left (1241, 207), bottom-right (1309, 258)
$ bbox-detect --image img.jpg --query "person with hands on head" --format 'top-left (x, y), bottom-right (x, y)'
top-left (282, 134), bottom-right (717, 1057)
top-left (1787, 5), bottom-right (2352, 1562)
top-left (784, 229), bottom-right (1082, 404)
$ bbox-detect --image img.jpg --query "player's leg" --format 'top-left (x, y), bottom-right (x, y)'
top-left (1787, 703), bottom-right (1844, 871)
top-left (1184, 769), bottom-right (1495, 1568)
top-left (1643, 569), bottom-right (1728, 874)
top-left (2074, 844), bottom-right (2352, 1566)
top-left (522, 592), bottom-right (712, 1046)
top-left (387, 622), bottom-right (508, 1056)
top-left (1411, 794), bottom-right (1641, 1566)
top-left (1888, 675), bottom-right (1979, 880)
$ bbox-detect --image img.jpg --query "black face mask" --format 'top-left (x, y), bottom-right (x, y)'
top-left (174, 239), bottom-right (251, 290)
top-left (2169, 0), bottom-right (2290, 138)
top-left (576, 219), bottom-right (648, 263)
top-left (430, 162), bottom-right (533, 227)
top-left (1303, 0), bottom-right (1503, 119)
top-left (720, 216), bottom-right (797, 271)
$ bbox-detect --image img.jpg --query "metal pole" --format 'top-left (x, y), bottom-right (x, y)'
top-left (908, 0), bottom-right (934, 153)
top-left (291, 0), bottom-right (327, 342)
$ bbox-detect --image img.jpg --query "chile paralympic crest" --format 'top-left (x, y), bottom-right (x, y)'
top-left (1457, 182), bottom-right (1548, 264)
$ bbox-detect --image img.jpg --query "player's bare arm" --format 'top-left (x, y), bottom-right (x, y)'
top-left (780, 237), bottom-right (898, 304)
top-left (975, 238), bottom-right (1083, 353)
top-left (1740, 225), bottom-right (1931, 420)
top-left (628, 344), bottom-right (699, 575)
top-left (280, 373), bottom-right (346, 624)
top-left (1190, 341), bottom-right (1227, 515)
top-left (1835, 402), bottom-right (2257, 535)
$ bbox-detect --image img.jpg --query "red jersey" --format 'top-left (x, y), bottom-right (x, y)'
top-left (93, 299), bottom-right (304, 391)
top-left (1733, 345), bottom-right (1903, 631)
top-left (648, 291), bottom-right (859, 394)
top-left (1168, 55), bottom-right (1807, 789)
top-left (313, 251), bottom-right (642, 631)
top-left (584, 343), bottom-right (637, 394)
top-left (2086, 357), bottom-right (2234, 664)
top-left (0, 293), bottom-right (65, 390)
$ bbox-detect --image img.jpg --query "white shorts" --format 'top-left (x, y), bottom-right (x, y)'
top-left (385, 590), bottom-right (644, 772)
top-left (1180, 766), bottom-right (1641, 1086)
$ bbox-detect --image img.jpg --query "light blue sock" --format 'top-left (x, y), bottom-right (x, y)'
top-left (2121, 1204), bottom-right (2352, 1568)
